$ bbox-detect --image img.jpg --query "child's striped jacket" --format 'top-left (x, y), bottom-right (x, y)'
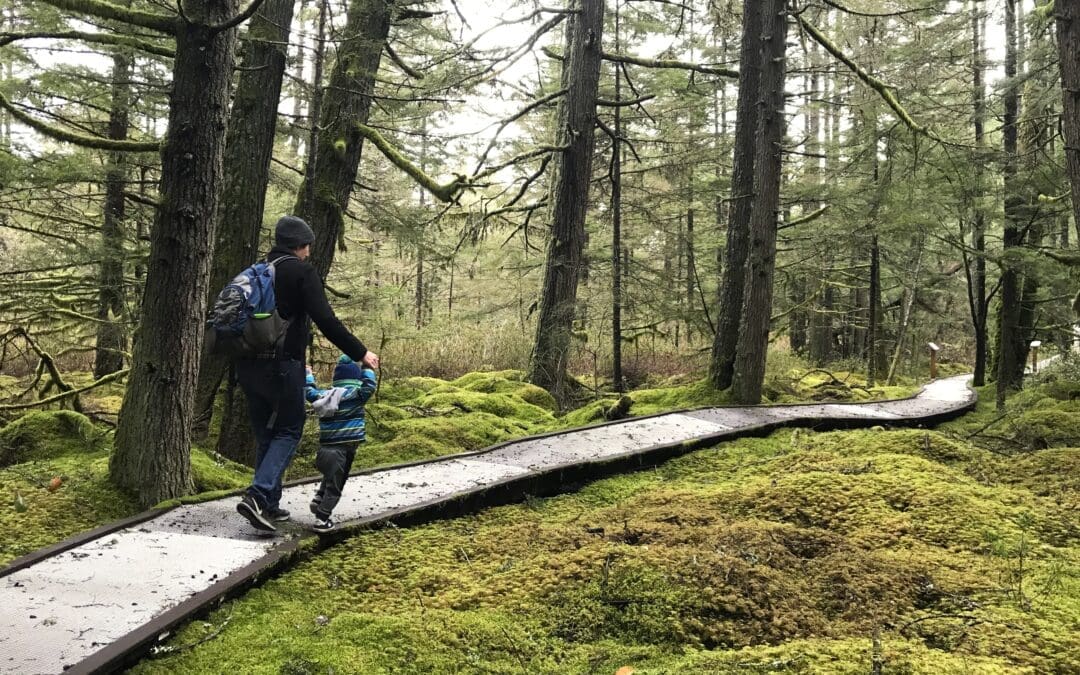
top-left (304, 368), bottom-right (377, 444)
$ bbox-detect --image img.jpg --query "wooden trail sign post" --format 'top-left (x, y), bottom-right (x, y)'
top-left (927, 342), bottom-right (940, 380)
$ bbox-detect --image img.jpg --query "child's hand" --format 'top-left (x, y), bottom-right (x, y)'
top-left (305, 365), bottom-right (313, 376)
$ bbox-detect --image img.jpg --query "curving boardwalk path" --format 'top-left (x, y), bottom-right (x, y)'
top-left (0, 375), bottom-right (977, 674)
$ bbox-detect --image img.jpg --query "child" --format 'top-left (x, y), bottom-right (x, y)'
top-left (305, 354), bottom-right (377, 532)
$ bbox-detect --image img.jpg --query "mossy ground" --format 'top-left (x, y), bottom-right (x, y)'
top-left (134, 367), bottom-right (1080, 674)
top-left (133, 427), bottom-right (1080, 673)
top-left (0, 410), bottom-right (250, 566)
top-left (4, 361), bottom-right (1077, 673)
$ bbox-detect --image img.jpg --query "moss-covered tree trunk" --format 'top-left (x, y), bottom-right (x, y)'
top-left (93, 44), bottom-right (133, 378)
top-left (997, 0), bottom-right (1025, 407)
top-left (1059, 0), bottom-right (1080, 243)
top-left (708, 0), bottom-right (763, 390)
top-left (731, 0), bottom-right (787, 404)
top-left (294, 0), bottom-right (392, 280)
top-left (190, 0), bottom-right (297, 460)
top-left (111, 1), bottom-right (240, 507)
top-left (527, 0), bottom-right (605, 405)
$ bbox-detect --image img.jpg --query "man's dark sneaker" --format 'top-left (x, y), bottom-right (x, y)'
top-left (309, 500), bottom-right (321, 516)
top-left (312, 517), bottom-right (335, 533)
top-left (268, 507), bottom-right (290, 523)
top-left (237, 494), bottom-right (275, 532)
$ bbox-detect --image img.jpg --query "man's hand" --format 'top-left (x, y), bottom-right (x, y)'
top-left (362, 351), bottom-right (379, 369)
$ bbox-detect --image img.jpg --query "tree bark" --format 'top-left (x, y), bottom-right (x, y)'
top-left (809, 280), bottom-right (834, 365)
top-left (713, 32), bottom-right (728, 303)
top-left (970, 0), bottom-right (989, 386)
top-left (997, 0), bottom-right (1025, 407)
top-left (527, 0), bottom-right (605, 405)
top-left (94, 44), bottom-right (133, 378)
top-left (294, 0), bottom-right (393, 280)
top-left (867, 236), bottom-right (881, 385)
top-left (611, 0), bottom-right (624, 393)
top-left (111, 0), bottom-right (241, 507)
top-left (731, 0), bottom-right (787, 404)
top-left (190, 0), bottom-right (297, 459)
top-left (709, 0), bottom-right (764, 390)
top-left (1059, 0), bottom-right (1080, 239)
top-left (887, 240), bottom-right (924, 385)
top-left (685, 207), bottom-right (695, 342)
top-left (288, 0), bottom-right (309, 157)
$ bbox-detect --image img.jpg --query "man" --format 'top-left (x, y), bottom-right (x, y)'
top-left (235, 215), bottom-right (378, 532)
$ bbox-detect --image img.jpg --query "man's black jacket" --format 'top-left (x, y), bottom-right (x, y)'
top-left (267, 245), bottom-right (367, 364)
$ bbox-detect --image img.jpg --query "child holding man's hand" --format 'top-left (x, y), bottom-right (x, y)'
top-left (304, 355), bottom-right (377, 532)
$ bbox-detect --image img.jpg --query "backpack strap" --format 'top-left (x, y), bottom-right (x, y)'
top-left (267, 254), bottom-right (298, 267)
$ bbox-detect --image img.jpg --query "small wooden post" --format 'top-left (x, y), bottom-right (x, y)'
top-left (927, 342), bottom-right (940, 381)
top-left (1030, 340), bottom-right (1041, 374)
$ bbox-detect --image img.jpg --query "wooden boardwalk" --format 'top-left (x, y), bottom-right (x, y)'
top-left (0, 374), bottom-right (976, 674)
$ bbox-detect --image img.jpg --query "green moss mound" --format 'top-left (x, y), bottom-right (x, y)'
top-left (417, 390), bottom-right (554, 424)
top-left (451, 370), bottom-right (557, 411)
top-left (189, 449), bottom-right (250, 493)
top-left (374, 376), bottom-right (449, 405)
top-left (1009, 403), bottom-right (1080, 449)
top-left (0, 410), bottom-right (104, 467)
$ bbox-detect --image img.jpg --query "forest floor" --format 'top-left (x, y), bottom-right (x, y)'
top-left (2, 356), bottom-right (1076, 673)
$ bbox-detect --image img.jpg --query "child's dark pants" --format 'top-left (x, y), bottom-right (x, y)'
top-left (313, 442), bottom-right (359, 519)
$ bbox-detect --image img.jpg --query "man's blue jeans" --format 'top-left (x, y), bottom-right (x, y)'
top-left (235, 358), bottom-right (306, 510)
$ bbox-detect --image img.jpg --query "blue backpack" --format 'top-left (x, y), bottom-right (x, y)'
top-left (205, 255), bottom-right (296, 358)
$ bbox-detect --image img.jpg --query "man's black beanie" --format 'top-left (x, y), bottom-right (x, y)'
top-left (275, 215), bottom-right (315, 249)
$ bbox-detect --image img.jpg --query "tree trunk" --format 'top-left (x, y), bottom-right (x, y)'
top-left (713, 32), bottom-right (728, 300)
top-left (191, 0), bottom-right (297, 458)
top-left (527, 0), bottom-right (605, 405)
top-left (685, 207), bottom-right (695, 342)
top-left (289, 0), bottom-right (309, 157)
top-left (789, 278), bottom-right (808, 354)
top-left (731, 0), bottom-right (787, 404)
top-left (611, 0), bottom-right (624, 393)
top-left (1059, 0), bottom-right (1080, 238)
top-left (93, 44), bottom-right (133, 378)
top-left (111, 0), bottom-right (241, 507)
top-left (997, 0), bottom-right (1025, 407)
top-left (294, 0), bottom-right (392, 279)
top-left (867, 236), bottom-right (881, 386)
top-left (1, 1), bottom-right (11, 144)
top-left (416, 122), bottom-right (428, 330)
top-left (887, 241), bottom-right (924, 385)
top-left (809, 280), bottom-right (834, 365)
top-left (708, 0), bottom-right (764, 390)
top-left (970, 0), bottom-right (989, 386)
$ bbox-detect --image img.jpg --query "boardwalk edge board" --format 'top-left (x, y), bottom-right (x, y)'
top-left (2, 378), bottom-right (978, 674)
